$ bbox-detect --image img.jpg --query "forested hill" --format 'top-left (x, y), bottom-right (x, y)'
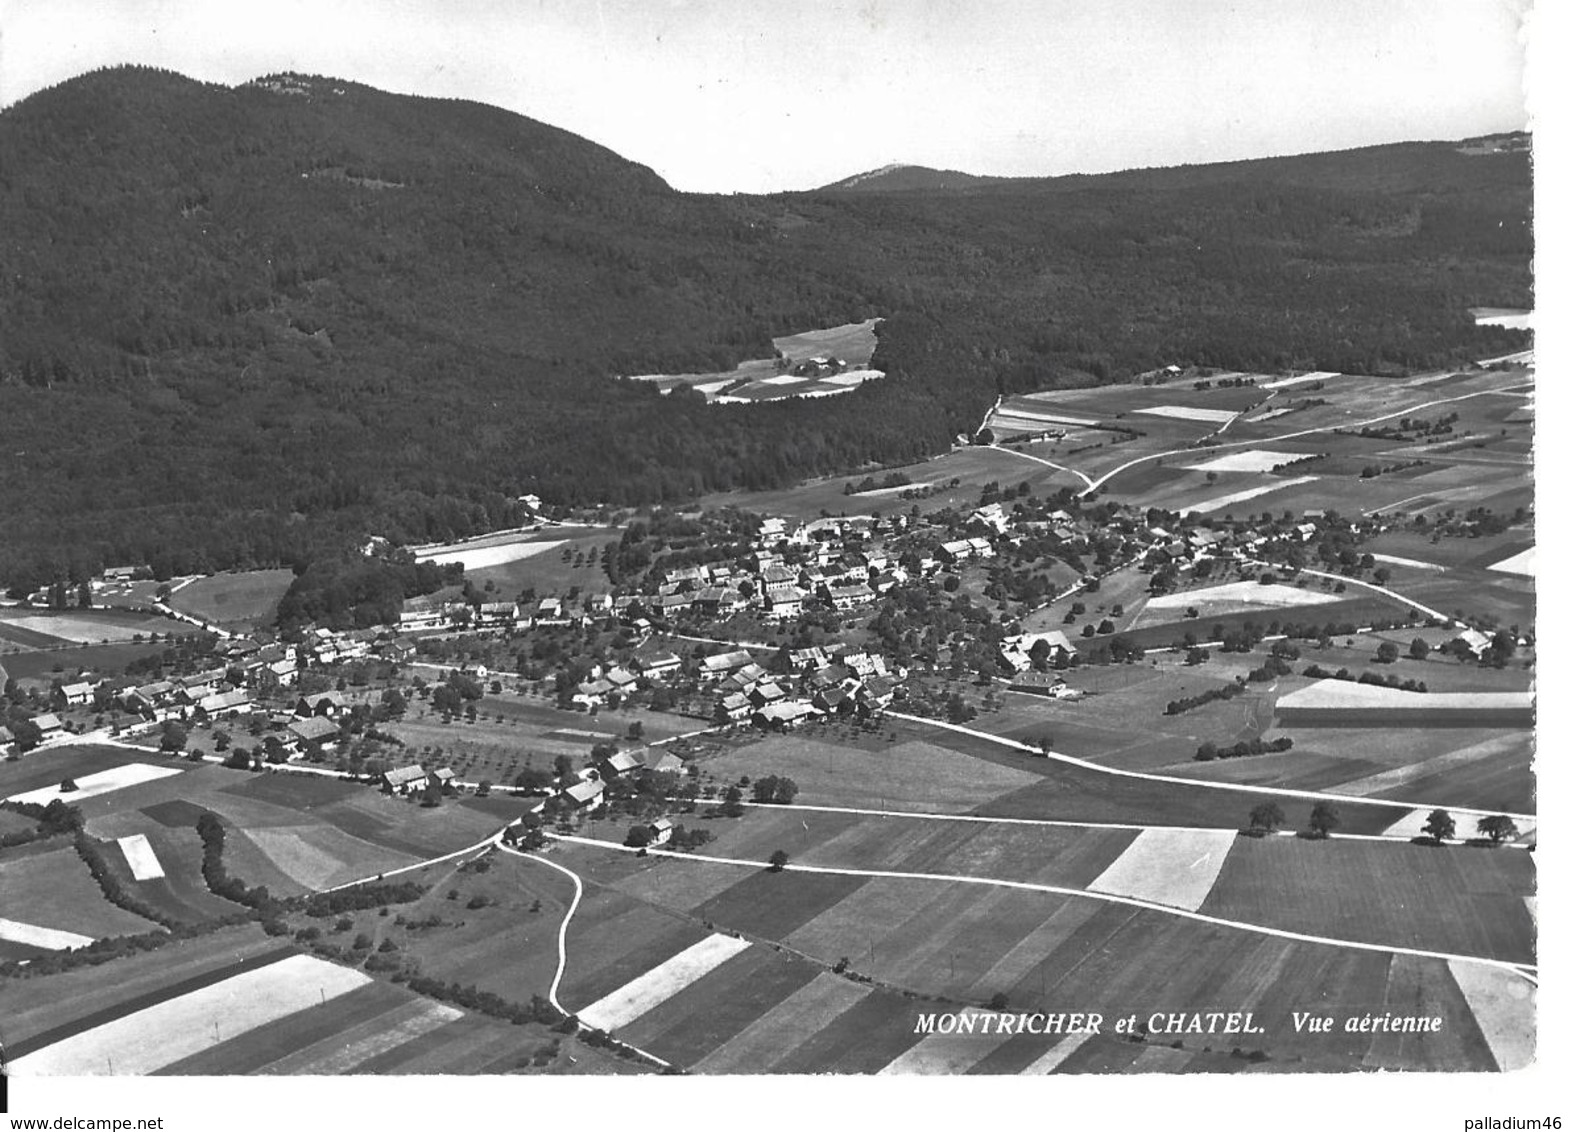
top-left (819, 164), bottom-right (1004, 192)
top-left (0, 67), bottom-right (1531, 589)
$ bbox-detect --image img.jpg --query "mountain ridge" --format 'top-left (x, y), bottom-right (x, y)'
top-left (0, 66), bottom-right (1531, 587)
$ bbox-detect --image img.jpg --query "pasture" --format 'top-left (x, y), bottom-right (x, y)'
top-left (695, 443), bottom-right (1081, 522)
top-left (167, 569), bottom-right (295, 628)
top-left (0, 842), bottom-right (162, 940)
top-left (627, 319), bottom-right (884, 406)
top-left (1199, 835), bottom-right (1534, 965)
top-left (697, 731), bottom-right (1041, 813)
top-left (608, 853), bottom-right (1514, 1071)
top-left (459, 527), bottom-right (620, 595)
top-left (0, 608), bottom-right (199, 647)
top-left (0, 641), bottom-right (173, 682)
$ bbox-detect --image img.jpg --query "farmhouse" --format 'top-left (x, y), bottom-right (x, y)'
top-left (765, 585), bottom-right (807, 619)
top-left (295, 691), bottom-right (348, 717)
top-left (859, 676), bottom-right (900, 709)
top-left (789, 646), bottom-right (831, 672)
top-left (563, 778), bottom-right (606, 810)
top-left (1275, 680), bottom-right (1534, 728)
top-left (747, 680), bottom-right (788, 708)
top-left (700, 650), bottom-right (754, 680)
top-left (573, 678), bottom-right (616, 708)
top-left (999, 631), bottom-right (1078, 674)
top-left (813, 686), bottom-right (853, 715)
top-left (257, 658), bottom-right (299, 690)
top-left (752, 701), bottom-right (818, 730)
top-left (605, 666), bottom-right (639, 692)
top-left (475, 601), bottom-right (517, 628)
top-left (287, 715), bottom-right (340, 751)
top-left (31, 713), bottom-right (63, 737)
top-left (533, 598), bottom-right (569, 626)
top-left (59, 681), bottom-right (95, 707)
top-left (718, 692), bottom-right (752, 722)
top-left (197, 689), bottom-right (252, 718)
top-left (399, 607), bottom-right (446, 632)
top-left (382, 765), bottom-right (429, 794)
top-left (971, 503), bottom-right (1011, 533)
top-left (648, 817), bottom-right (675, 846)
top-left (634, 651), bottom-right (682, 680)
top-left (828, 583), bottom-right (875, 610)
top-left (124, 680), bottom-right (176, 714)
top-left (641, 750), bottom-right (685, 774)
top-left (599, 749), bottom-right (645, 776)
top-left (430, 767), bottom-right (457, 790)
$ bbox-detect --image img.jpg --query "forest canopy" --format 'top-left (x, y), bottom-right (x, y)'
top-left (0, 67), bottom-right (1531, 588)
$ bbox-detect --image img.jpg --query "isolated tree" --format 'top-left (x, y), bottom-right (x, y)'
top-left (1375, 641), bottom-right (1400, 664)
top-left (553, 754), bottom-right (576, 780)
top-left (159, 720), bottom-right (188, 753)
top-left (1421, 809), bottom-right (1455, 844)
top-left (1248, 801), bottom-right (1286, 835)
top-left (1307, 801), bottom-right (1340, 839)
top-left (625, 824), bottom-right (652, 849)
top-left (421, 779), bottom-right (442, 808)
top-left (767, 849), bottom-right (790, 873)
top-left (59, 777), bottom-right (78, 793)
top-left (1476, 815), bottom-right (1520, 845)
top-left (1408, 638), bottom-right (1431, 661)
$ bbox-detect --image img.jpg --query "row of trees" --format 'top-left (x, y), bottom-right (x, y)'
top-left (1246, 802), bottom-right (1521, 845)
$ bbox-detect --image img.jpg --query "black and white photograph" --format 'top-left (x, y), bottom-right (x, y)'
top-left (0, 0), bottom-right (1556, 1123)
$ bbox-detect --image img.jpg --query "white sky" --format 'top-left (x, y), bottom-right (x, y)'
top-left (0, 0), bottom-right (1532, 192)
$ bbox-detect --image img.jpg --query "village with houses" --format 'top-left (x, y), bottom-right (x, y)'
top-left (0, 351), bottom-right (1538, 1079)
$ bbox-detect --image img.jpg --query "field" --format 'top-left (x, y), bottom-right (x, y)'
top-left (0, 640), bottom-right (174, 684)
top-left (1, 923), bottom-right (625, 1075)
top-left (626, 319), bottom-right (884, 405)
top-left (167, 569), bottom-right (295, 628)
top-left (1201, 836), bottom-right (1534, 963)
top-left (546, 831), bottom-right (1525, 1072)
top-left (387, 691), bottom-right (696, 786)
top-left (1030, 366), bottom-right (1537, 519)
top-left (695, 443), bottom-right (1082, 522)
top-left (0, 608), bottom-right (201, 648)
top-left (695, 731), bottom-right (1041, 813)
top-left (456, 527), bottom-right (621, 595)
top-left (0, 841), bottom-right (163, 941)
top-left (0, 744), bottom-right (508, 898)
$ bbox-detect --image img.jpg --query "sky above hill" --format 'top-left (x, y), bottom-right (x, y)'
top-left (2, 0), bottom-right (1535, 193)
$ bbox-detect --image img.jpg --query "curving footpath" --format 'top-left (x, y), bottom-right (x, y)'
top-left (496, 844), bottom-right (583, 1015)
top-left (496, 842), bottom-right (673, 1069)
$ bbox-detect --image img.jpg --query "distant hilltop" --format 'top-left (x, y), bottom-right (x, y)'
top-left (817, 163), bottom-right (1003, 193)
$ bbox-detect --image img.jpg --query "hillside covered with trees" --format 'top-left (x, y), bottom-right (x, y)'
top-left (0, 67), bottom-right (1531, 589)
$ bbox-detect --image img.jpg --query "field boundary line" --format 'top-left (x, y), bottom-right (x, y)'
top-left (322, 833), bottom-right (499, 893)
top-left (981, 443), bottom-right (1095, 488)
top-left (548, 833), bottom-right (1536, 981)
top-left (885, 711), bottom-right (1535, 824)
top-left (1240, 559), bottom-right (1452, 623)
top-left (1080, 380), bottom-right (1533, 496)
top-left (725, 799), bottom-right (1531, 849)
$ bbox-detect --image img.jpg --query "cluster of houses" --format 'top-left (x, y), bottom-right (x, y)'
top-left (704, 643), bottom-right (902, 729)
